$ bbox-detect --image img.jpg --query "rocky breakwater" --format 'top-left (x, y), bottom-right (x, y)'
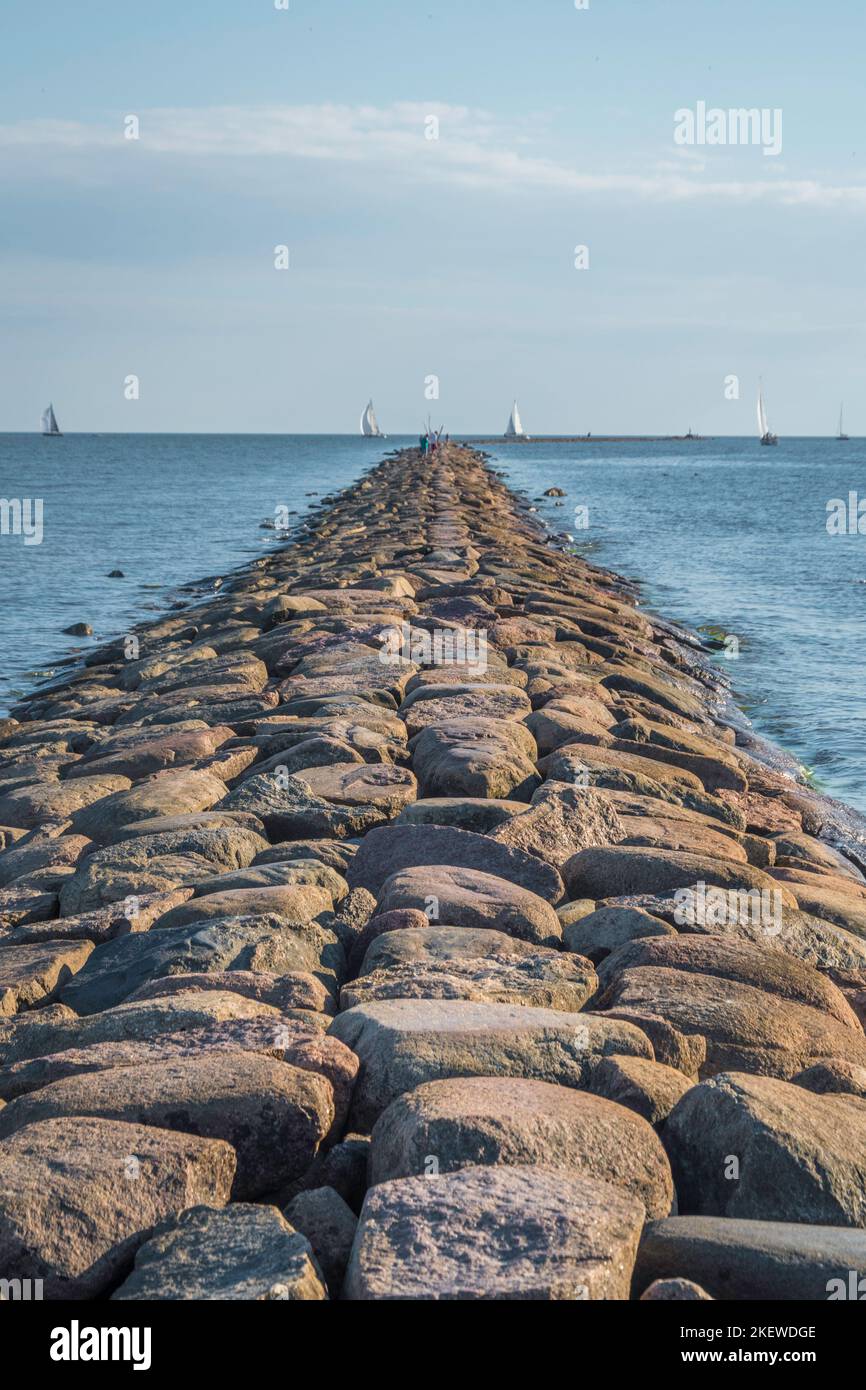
top-left (0, 442), bottom-right (865, 1301)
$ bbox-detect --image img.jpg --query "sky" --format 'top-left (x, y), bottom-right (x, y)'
top-left (1, 0), bottom-right (865, 435)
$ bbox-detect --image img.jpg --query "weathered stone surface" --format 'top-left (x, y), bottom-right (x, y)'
top-left (0, 1117), bottom-right (235, 1298)
top-left (396, 797), bottom-right (524, 834)
top-left (153, 883), bottom-right (333, 930)
top-left (410, 718), bottom-right (540, 801)
top-left (0, 775), bottom-right (132, 830)
top-left (0, 834), bottom-right (91, 889)
top-left (329, 999), bottom-right (653, 1129)
top-left (125, 968), bottom-right (332, 1015)
top-left (112, 1202), bottom-right (327, 1301)
top-left (376, 865), bottom-right (562, 948)
top-left (219, 770), bottom-right (388, 840)
top-left (344, 1165), bottom-right (645, 1300)
top-left (0, 991), bottom-right (278, 1065)
top-left (71, 770), bottom-right (229, 843)
top-left (56, 916), bottom-right (344, 1015)
top-left (370, 1076), bottom-right (673, 1216)
top-left (634, 1215), bottom-right (866, 1301)
top-left (190, 860), bottom-right (347, 905)
top-left (488, 782), bottom-right (623, 867)
top-left (0, 1052), bottom-right (334, 1199)
top-left (0, 939), bottom-right (95, 1015)
top-left (342, 952), bottom-right (596, 1013)
top-left (360, 925), bottom-right (540, 976)
top-left (0, 1015), bottom-right (354, 1123)
top-left (284, 1186), bottom-right (357, 1293)
top-left (599, 966), bottom-right (866, 1078)
top-left (792, 1060), bottom-right (866, 1097)
top-left (564, 847), bottom-right (797, 908)
top-left (293, 762), bottom-right (417, 813)
top-left (588, 1053), bottom-right (693, 1125)
top-left (563, 905), bottom-right (675, 962)
top-left (664, 1072), bottom-right (866, 1225)
top-left (68, 726), bottom-right (233, 782)
top-left (347, 823), bottom-right (563, 903)
top-left (595, 932), bottom-right (859, 1028)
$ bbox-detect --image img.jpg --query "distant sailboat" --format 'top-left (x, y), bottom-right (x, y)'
top-left (41, 403), bottom-right (62, 437)
top-left (837, 403), bottom-right (849, 441)
top-left (504, 400), bottom-right (527, 438)
top-left (360, 399), bottom-right (384, 437)
top-left (757, 382), bottom-right (778, 446)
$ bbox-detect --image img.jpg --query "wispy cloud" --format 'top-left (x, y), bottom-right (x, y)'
top-left (2, 102), bottom-right (865, 208)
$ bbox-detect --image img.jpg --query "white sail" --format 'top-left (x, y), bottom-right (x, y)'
top-left (505, 400), bottom-right (525, 437)
top-left (41, 404), bottom-right (60, 435)
top-left (839, 403), bottom-right (846, 437)
top-left (360, 399), bottom-right (381, 437)
top-left (757, 387), bottom-right (768, 439)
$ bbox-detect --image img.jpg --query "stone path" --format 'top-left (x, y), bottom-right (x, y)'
top-left (1, 443), bottom-right (865, 1300)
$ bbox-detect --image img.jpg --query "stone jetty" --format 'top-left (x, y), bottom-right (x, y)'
top-left (1, 443), bottom-right (865, 1301)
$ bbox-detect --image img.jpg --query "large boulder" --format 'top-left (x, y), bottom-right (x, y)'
top-left (344, 1165), bottom-right (645, 1300)
top-left (341, 951), bottom-right (596, 1013)
top-left (563, 847), bottom-right (797, 908)
top-left (664, 1072), bottom-right (866, 1225)
top-left (0, 939), bottom-right (94, 1015)
top-left (71, 770), bottom-right (229, 843)
top-left (634, 1215), bottom-right (866, 1301)
top-left (410, 718), bottom-right (540, 801)
top-left (598, 966), bottom-right (866, 1078)
top-left (360, 925), bottom-right (540, 976)
top-left (0, 775), bottom-right (132, 830)
top-left (0, 1116), bottom-right (235, 1298)
top-left (375, 865), bottom-right (562, 948)
top-left (329, 998), bottom-right (653, 1129)
top-left (0, 1052), bottom-right (334, 1200)
top-left (347, 823), bottom-right (563, 903)
top-left (369, 1076), bottom-right (673, 1217)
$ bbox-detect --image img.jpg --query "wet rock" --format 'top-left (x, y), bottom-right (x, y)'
top-left (344, 1165), bottom-right (645, 1300)
top-left (62, 622), bottom-right (93, 637)
top-left (0, 1116), bottom-right (235, 1298)
top-left (113, 1203), bottom-right (326, 1301)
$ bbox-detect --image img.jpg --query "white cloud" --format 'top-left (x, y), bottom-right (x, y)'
top-left (1, 102), bottom-right (865, 207)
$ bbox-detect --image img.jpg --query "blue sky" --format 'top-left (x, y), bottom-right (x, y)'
top-left (2, 0), bottom-right (865, 434)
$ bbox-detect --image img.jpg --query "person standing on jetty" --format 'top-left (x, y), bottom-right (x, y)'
top-left (420, 432), bottom-right (429, 456)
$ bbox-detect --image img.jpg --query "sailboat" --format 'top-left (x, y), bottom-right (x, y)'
top-left (757, 382), bottom-right (778, 446)
top-left (504, 400), bottom-right (528, 438)
top-left (837, 403), bottom-right (849, 441)
top-left (41, 403), bottom-right (62, 437)
top-left (360, 399), bottom-right (384, 437)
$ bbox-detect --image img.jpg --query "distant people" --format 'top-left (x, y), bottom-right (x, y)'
top-left (420, 433), bottom-right (429, 456)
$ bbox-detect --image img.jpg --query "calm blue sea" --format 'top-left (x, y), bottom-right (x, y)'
top-left (1, 433), bottom-right (864, 815)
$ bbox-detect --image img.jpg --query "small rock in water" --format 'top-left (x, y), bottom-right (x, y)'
top-left (62, 622), bottom-right (93, 637)
top-left (544, 487), bottom-right (566, 497)
top-left (107, 569), bottom-right (125, 578)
